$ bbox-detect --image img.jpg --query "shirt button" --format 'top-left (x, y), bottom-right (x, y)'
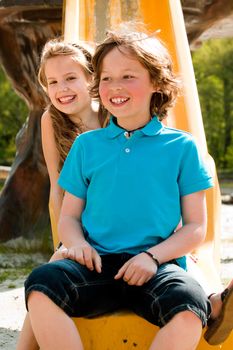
top-left (125, 148), bottom-right (130, 153)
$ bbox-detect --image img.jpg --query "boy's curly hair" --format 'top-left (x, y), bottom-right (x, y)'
top-left (90, 24), bottom-right (181, 121)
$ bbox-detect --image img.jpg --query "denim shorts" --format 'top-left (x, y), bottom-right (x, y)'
top-left (25, 253), bottom-right (211, 328)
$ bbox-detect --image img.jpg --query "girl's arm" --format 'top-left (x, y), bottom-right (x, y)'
top-left (58, 191), bottom-right (102, 272)
top-left (41, 111), bottom-right (63, 224)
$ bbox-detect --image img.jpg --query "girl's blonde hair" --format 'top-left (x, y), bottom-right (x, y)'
top-left (90, 25), bottom-right (181, 121)
top-left (38, 39), bottom-right (95, 170)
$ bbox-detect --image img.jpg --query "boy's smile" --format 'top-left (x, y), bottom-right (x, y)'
top-left (99, 46), bottom-right (156, 130)
top-left (110, 96), bottom-right (129, 106)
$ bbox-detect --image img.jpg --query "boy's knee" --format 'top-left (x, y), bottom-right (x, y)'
top-left (25, 262), bottom-right (58, 289)
top-left (27, 290), bottom-right (48, 308)
top-left (173, 310), bottom-right (202, 326)
top-left (25, 262), bottom-right (65, 312)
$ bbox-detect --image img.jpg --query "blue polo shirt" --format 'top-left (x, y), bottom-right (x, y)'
top-left (58, 116), bottom-right (213, 269)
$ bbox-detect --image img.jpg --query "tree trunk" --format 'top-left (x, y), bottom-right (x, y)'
top-left (0, 2), bottom-right (62, 241)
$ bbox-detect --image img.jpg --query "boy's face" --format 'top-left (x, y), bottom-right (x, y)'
top-left (99, 46), bottom-right (156, 129)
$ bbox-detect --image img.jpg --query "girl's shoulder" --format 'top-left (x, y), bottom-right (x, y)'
top-left (41, 109), bottom-right (55, 135)
top-left (41, 109), bottom-right (52, 126)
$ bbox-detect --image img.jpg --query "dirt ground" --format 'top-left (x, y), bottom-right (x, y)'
top-left (0, 286), bottom-right (25, 348)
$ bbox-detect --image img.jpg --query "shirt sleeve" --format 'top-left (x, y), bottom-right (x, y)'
top-left (178, 136), bottom-right (214, 196)
top-left (58, 137), bottom-right (88, 199)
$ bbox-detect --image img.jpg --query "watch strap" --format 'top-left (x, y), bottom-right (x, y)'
top-left (142, 250), bottom-right (160, 268)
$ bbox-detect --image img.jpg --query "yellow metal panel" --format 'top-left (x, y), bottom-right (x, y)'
top-left (73, 311), bottom-right (233, 350)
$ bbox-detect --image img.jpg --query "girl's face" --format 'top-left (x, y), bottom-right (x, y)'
top-left (45, 55), bottom-right (91, 120)
top-left (99, 47), bottom-right (156, 129)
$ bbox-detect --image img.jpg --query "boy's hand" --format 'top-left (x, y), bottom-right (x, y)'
top-left (62, 242), bottom-right (102, 273)
top-left (114, 253), bottom-right (157, 286)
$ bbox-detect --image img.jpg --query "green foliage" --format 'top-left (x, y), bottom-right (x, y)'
top-left (192, 38), bottom-right (233, 170)
top-left (0, 67), bottom-right (28, 165)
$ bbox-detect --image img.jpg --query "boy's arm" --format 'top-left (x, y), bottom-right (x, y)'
top-left (147, 190), bottom-right (207, 264)
top-left (115, 190), bottom-right (207, 285)
top-left (58, 191), bottom-right (102, 272)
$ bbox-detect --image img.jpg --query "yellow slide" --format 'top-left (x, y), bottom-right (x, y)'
top-left (48, 0), bottom-right (233, 348)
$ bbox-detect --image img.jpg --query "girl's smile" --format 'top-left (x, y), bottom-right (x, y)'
top-left (57, 94), bottom-right (76, 104)
top-left (45, 55), bottom-right (92, 121)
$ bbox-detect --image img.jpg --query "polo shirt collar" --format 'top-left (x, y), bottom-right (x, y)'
top-left (106, 115), bottom-right (163, 139)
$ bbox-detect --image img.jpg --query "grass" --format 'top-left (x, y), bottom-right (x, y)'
top-left (0, 250), bottom-right (50, 288)
top-left (220, 182), bottom-right (233, 189)
top-left (0, 259), bottom-right (44, 288)
top-left (0, 180), bottom-right (4, 191)
top-left (0, 235), bottom-right (53, 288)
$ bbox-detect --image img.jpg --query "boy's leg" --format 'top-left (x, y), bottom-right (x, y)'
top-left (127, 262), bottom-right (210, 350)
top-left (28, 291), bottom-right (83, 350)
top-left (149, 311), bottom-right (202, 350)
top-left (24, 256), bottom-right (123, 349)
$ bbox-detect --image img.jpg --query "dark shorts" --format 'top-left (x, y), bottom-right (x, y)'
top-left (25, 253), bottom-right (211, 328)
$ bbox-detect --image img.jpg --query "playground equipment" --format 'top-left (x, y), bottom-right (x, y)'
top-left (48, 0), bottom-right (233, 348)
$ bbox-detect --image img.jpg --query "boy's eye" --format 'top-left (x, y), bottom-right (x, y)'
top-left (67, 76), bottom-right (76, 81)
top-left (123, 75), bottom-right (134, 79)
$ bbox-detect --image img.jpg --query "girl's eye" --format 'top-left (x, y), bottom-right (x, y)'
top-left (101, 76), bottom-right (110, 82)
top-left (48, 81), bottom-right (57, 85)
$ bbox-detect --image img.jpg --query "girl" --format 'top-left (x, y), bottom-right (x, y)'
top-left (24, 27), bottom-right (233, 349)
top-left (39, 39), bottom-right (101, 226)
top-left (16, 39), bottom-right (104, 350)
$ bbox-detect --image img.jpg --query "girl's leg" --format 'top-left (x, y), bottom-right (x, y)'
top-left (149, 311), bottom-right (202, 350)
top-left (50, 243), bottom-right (68, 262)
top-left (28, 291), bottom-right (83, 350)
top-left (16, 313), bottom-right (39, 350)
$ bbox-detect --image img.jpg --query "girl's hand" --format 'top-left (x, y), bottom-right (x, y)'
top-left (114, 253), bottom-right (157, 286)
top-left (62, 242), bottom-right (102, 273)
